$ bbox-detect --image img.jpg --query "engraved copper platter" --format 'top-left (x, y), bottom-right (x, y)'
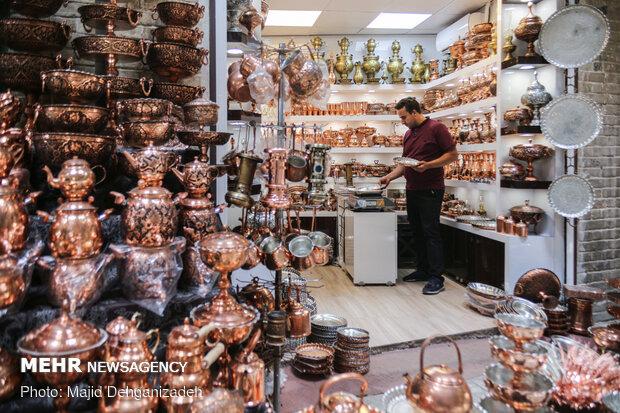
top-left (151, 82), bottom-right (205, 106)
top-left (540, 94), bottom-right (603, 150)
top-left (0, 18), bottom-right (73, 54)
top-left (78, 4), bottom-right (141, 32)
top-left (10, 0), bottom-right (68, 18)
top-left (0, 52), bottom-right (60, 93)
top-left (514, 268), bottom-right (561, 302)
top-left (539, 4), bottom-right (610, 69)
top-left (33, 132), bottom-right (116, 168)
top-left (548, 174), bottom-right (595, 218)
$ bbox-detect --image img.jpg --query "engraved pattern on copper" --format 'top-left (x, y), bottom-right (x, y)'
top-left (118, 121), bottom-right (176, 147)
top-left (152, 26), bottom-right (203, 47)
top-left (145, 43), bottom-right (208, 83)
top-left (153, 2), bottom-right (205, 28)
top-left (10, 0), bottom-right (67, 18)
top-left (0, 18), bottom-right (72, 54)
top-left (0, 52), bottom-right (59, 93)
top-left (105, 76), bottom-right (152, 99)
top-left (41, 69), bottom-right (106, 104)
top-left (35, 104), bottom-right (111, 134)
top-left (0, 189), bottom-right (30, 252)
top-left (180, 202), bottom-right (221, 243)
top-left (73, 35), bottom-right (141, 58)
top-left (78, 4), bottom-right (141, 31)
top-left (33, 133), bottom-right (116, 168)
top-left (150, 83), bottom-right (205, 106)
top-left (117, 98), bottom-right (173, 122)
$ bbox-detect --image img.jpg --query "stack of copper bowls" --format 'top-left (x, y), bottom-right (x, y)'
top-left (465, 282), bottom-right (506, 317)
top-left (334, 327), bottom-right (370, 374)
top-left (543, 304), bottom-right (569, 335)
top-left (293, 343), bottom-right (334, 376)
top-left (308, 313), bottom-right (347, 347)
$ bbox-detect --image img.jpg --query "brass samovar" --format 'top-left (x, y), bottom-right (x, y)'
top-left (334, 37), bottom-right (354, 84)
top-left (310, 36), bottom-right (326, 62)
top-left (361, 38), bottom-right (381, 84)
top-left (409, 44), bottom-right (426, 84)
top-left (387, 40), bottom-right (405, 84)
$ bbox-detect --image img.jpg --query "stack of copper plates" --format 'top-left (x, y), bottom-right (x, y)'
top-left (308, 314), bottom-right (347, 346)
top-left (496, 296), bottom-right (548, 324)
top-left (543, 304), bottom-right (569, 335)
top-left (334, 327), bottom-right (370, 374)
top-left (293, 343), bottom-right (334, 376)
top-left (465, 283), bottom-right (506, 317)
top-left (608, 278), bottom-right (620, 320)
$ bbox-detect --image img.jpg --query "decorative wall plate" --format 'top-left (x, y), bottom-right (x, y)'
top-left (548, 174), bottom-right (595, 218)
top-left (539, 4), bottom-right (610, 69)
top-left (540, 94), bottom-right (602, 149)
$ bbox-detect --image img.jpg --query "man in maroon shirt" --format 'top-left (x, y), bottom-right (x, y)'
top-left (379, 97), bottom-right (458, 294)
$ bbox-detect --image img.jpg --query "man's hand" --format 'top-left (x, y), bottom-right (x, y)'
top-left (411, 161), bottom-right (430, 173)
top-left (378, 176), bottom-right (391, 186)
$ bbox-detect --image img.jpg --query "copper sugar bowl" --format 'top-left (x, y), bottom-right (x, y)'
top-left (183, 97), bottom-right (219, 126)
top-left (514, 2), bottom-right (543, 56)
top-left (152, 1), bottom-right (205, 27)
top-left (509, 200), bottom-right (544, 233)
top-left (42, 157), bottom-right (100, 201)
top-left (17, 302), bottom-right (107, 412)
top-left (0, 347), bottom-right (21, 401)
top-left (152, 25), bottom-right (204, 47)
top-left (111, 181), bottom-right (179, 247)
top-left (404, 335), bottom-right (472, 413)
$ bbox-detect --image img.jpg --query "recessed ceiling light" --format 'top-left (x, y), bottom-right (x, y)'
top-left (405, 89), bottom-right (414, 92)
top-left (520, 65), bottom-right (536, 70)
top-left (366, 13), bottom-right (432, 30)
top-left (227, 48), bottom-right (243, 55)
top-left (368, 90), bottom-right (376, 93)
top-left (445, 83), bottom-right (455, 87)
top-left (265, 10), bottom-right (322, 27)
top-left (447, 116), bottom-right (455, 119)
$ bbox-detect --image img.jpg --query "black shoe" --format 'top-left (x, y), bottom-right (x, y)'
top-left (403, 270), bottom-right (430, 282)
top-left (423, 278), bottom-right (445, 295)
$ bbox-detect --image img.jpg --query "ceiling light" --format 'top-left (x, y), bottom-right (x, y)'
top-left (227, 48), bottom-right (243, 55)
top-left (405, 89), bottom-right (414, 92)
top-left (366, 13), bottom-right (432, 30)
top-left (331, 90), bottom-right (338, 93)
top-left (473, 110), bottom-right (484, 113)
top-left (447, 116), bottom-right (455, 119)
top-left (368, 90), bottom-right (376, 93)
top-left (265, 10), bottom-right (322, 27)
top-left (458, 113), bottom-right (468, 116)
top-left (445, 83), bottom-right (455, 87)
top-left (520, 65), bottom-right (536, 70)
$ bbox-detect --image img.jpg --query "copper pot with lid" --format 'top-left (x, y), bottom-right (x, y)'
top-left (509, 200), bottom-right (544, 233)
top-left (105, 313), bottom-right (142, 355)
top-left (404, 335), bottom-right (472, 413)
top-left (183, 97), bottom-right (219, 127)
top-left (42, 157), bottom-right (103, 201)
top-left (284, 284), bottom-right (311, 338)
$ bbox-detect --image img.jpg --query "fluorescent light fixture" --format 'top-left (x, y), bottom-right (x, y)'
top-left (265, 10), bottom-right (322, 27)
top-left (519, 133), bottom-right (535, 137)
top-left (368, 90), bottom-right (376, 93)
top-left (366, 13), bottom-right (432, 30)
top-left (446, 116), bottom-right (455, 119)
top-left (331, 90), bottom-right (338, 93)
top-left (445, 83), bottom-right (455, 87)
top-left (520, 65), bottom-right (536, 70)
top-left (458, 113), bottom-right (468, 116)
top-left (405, 89), bottom-right (414, 92)
top-left (473, 110), bottom-right (484, 113)
top-left (227, 48), bottom-right (243, 55)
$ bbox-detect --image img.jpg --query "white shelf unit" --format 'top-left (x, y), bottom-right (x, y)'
top-left (330, 147), bottom-right (402, 154)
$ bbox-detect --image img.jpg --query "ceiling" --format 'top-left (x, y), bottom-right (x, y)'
top-left (261, 0), bottom-right (490, 36)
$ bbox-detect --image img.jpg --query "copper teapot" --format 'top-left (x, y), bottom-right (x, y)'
top-left (231, 329), bottom-right (265, 407)
top-left (171, 157), bottom-right (219, 197)
top-left (120, 144), bottom-right (178, 186)
top-left (309, 373), bottom-right (377, 413)
top-left (179, 194), bottom-right (225, 243)
top-left (105, 313), bottom-right (142, 355)
top-left (43, 157), bottom-right (102, 201)
top-left (238, 277), bottom-right (275, 314)
top-left (109, 324), bottom-right (160, 381)
top-left (284, 284), bottom-right (310, 338)
top-left (403, 335), bottom-right (472, 413)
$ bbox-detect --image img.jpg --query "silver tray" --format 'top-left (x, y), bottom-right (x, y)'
top-left (540, 94), bottom-right (603, 149)
top-left (311, 313), bottom-right (347, 328)
top-left (337, 327), bottom-right (370, 340)
top-left (382, 385), bottom-right (414, 413)
top-left (472, 219), bottom-right (496, 230)
top-left (455, 215), bottom-right (487, 223)
top-left (393, 156), bottom-right (420, 167)
top-left (602, 391), bottom-right (620, 413)
top-left (539, 4), bottom-right (610, 69)
top-left (353, 185), bottom-right (385, 196)
top-left (468, 282), bottom-right (506, 300)
top-left (548, 174), bottom-right (595, 218)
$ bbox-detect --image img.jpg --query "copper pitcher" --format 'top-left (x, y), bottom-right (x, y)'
top-left (309, 231), bottom-right (331, 266)
top-left (231, 329), bottom-right (265, 407)
top-left (403, 335), bottom-right (472, 413)
top-left (284, 284), bottom-right (310, 338)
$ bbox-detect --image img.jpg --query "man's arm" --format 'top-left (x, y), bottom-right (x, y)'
top-left (378, 164), bottom-right (405, 186)
top-left (411, 146), bottom-right (458, 172)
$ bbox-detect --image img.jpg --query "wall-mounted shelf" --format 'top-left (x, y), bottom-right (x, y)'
top-left (445, 180), bottom-right (496, 190)
top-left (457, 142), bottom-right (497, 151)
top-left (500, 180), bottom-right (551, 189)
top-left (227, 109), bottom-right (261, 122)
top-left (286, 114), bottom-right (397, 122)
top-left (501, 56), bottom-right (549, 70)
top-left (428, 97), bottom-right (498, 121)
top-left (330, 147), bottom-right (402, 154)
top-left (501, 126), bottom-right (542, 136)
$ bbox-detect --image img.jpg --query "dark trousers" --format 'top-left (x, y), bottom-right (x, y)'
top-left (406, 189), bottom-right (445, 283)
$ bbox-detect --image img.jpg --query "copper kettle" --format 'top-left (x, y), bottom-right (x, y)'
top-left (238, 277), bottom-right (275, 314)
top-left (231, 329), bottom-right (265, 407)
top-left (313, 373), bottom-right (375, 413)
top-left (284, 284), bottom-right (310, 338)
top-left (403, 335), bottom-right (472, 413)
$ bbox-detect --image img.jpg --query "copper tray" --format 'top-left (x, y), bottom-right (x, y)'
top-left (393, 156), bottom-right (419, 167)
top-left (295, 343), bottom-right (334, 360)
top-left (514, 268), bottom-right (561, 303)
top-left (456, 215), bottom-right (486, 224)
top-left (467, 282), bottom-right (506, 300)
top-left (472, 219), bottom-right (496, 230)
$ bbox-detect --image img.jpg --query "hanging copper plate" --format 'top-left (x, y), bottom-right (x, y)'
top-left (514, 268), bottom-right (561, 302)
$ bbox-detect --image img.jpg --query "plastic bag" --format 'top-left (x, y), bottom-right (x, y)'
top-left (38, 253), bottom-right (112, 313)
top-left (248, 66), bottom-right (276, 105)
top-left (110, 237), bottom-right (186, 316)
top-left (179, 246), bottom-right (219, 297)
top-left (309, 60), bottom-right (331, 110)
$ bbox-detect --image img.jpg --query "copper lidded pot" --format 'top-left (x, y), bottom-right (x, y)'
top-left (404, 335), bottom-right (472, 413)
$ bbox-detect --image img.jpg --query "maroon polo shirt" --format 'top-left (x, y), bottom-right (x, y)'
top-left (402, 117), bottom-right (455, 190)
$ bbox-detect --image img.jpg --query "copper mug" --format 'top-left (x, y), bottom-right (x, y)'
top-left (309, 231), bottom-right (331, 266)
top-left (284, 284), bottom-right (310, 338)
top-left (286, 152), bottom-right (308, 182)
top-left (288, 235), bottom-right (315, 272)
top-left (259, 236), bottom-right (290, 271)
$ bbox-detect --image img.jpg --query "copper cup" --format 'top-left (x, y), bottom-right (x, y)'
top-left (309, 231), bottom-right (331, 266)
top-left (259, 236), bottom-right (291, 271)
top-left (568, 297), bottom-right (593, 335)
top-left (288, 235), bottom-right (315, 272)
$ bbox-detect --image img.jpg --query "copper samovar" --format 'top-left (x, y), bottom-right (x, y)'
top-left (334, 37), bottom-right (354, 84)
top-left (305, 143), bottom-right (331, 204)
top-left (361, 38), bottom-right (381, 84)
top-left (260, 147), bottom-right (291, 210)
top-left (409, 44), bottom-right (426, 84)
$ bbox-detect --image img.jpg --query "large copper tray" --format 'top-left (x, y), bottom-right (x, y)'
top-left (514, 268), bottom-right (561, 303)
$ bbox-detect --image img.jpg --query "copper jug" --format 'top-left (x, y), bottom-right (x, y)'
top-left (281, 49), bottom-right (323, 98)
top-left (231, 330), bottom-right (265, 407)
top-left (403, 335), bottom-right (472, 413)
top-left (284, 284), bottom-right (310, 338)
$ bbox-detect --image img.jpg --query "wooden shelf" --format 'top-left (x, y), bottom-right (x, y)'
top-left (428, 97), bottom-right (498, 121)
top-left (501, 180), bottom-right (551, 189)
top-left (330, 147), bottom-right (402, 154)
top-left (501, 126), bottom-right (541, 136)
top-left (501, 55), bottom-right (549, 70)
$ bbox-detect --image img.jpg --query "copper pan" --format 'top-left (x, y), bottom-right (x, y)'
top-left (259, 236), bottom-right (290, 271)
top-left (309, 231), bottom-right (331, 266)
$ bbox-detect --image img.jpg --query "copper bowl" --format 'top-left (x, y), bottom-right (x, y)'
top-left (41, 68), bottom-right (106, 104)
top-left (489, 336), bottom-right (548, 374)
top-left (118, 120), bottom-right (176, 147)
top-left (153, 1), bottom-right (205, 28)
top-left (472, 22), bottom-right (493, 35)
top-left (183, 97), bottom-right (219, 126)
top-left (495, 313), bottom-right (546, 346)
top-left (116, 98), bottom-right (173, 122)
top-left (0, 18), bottom-right (72, 53)
top-left (504, 106), bottom-right (532, 126)
top-left (152, 25), bottom-right (203, 47)
top-left (499, 162), bottom-right (526, 180)
top-left (33, 133), bottom-right (115, 168)
top-left (72, 35), bottom-right (141, 61)
top-left (197, 232), bottom-right (251, 273)
top-left (151, 82), bottom-right (205, 106)
top-left (35, 104), bottom-right (111, 134)
top-left (177, 130), bottom-right (231, 147)
top-left (77, 4), bottom-right (141, 31)
top-left (105, 76), bottom-right (152, 99)
top-left (0, 52), bottom-right (61, 93)
top-left (588, 325), bottom-right (620, 352)
top-left (484, 364), bottom-right (554, 411)
top-left (144, 42), bottom-right (209, 83)
top-left (10, 0), bottom-right (68, 18)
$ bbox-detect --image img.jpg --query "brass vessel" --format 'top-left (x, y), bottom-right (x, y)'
top-left (502, 34), bottom-right (517, 61)
top-left (387, 40), bottom-right (405, 84)
top-left (104, 313), bottom-right (142, 356)
top-left (153, 1), bottom-right (205, 28)
top-left (0, 18), bottom-right (72, 53)
top-left (225, 153), bottom-right (262, 208)
top-left (33, 132), bottom-right (116, 168)
top-left (310, 36), bottom-right (325, 62)
top-left (353, 61), bottom-right (364, 85)
top-left (334, 37), bottom-right (354, 84)
top-left (514, 2), bottom-right (543, 57)
top-left (17, 303), bottom-right (107, 413)
top-left (143, 41), bottom-right (209, 83)
top-left (34, 104), bottom-right (111, 134)
top-left (409, 44), bottom-right (426, 84)
top-left (361, 39), bottom-right (381, 83)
